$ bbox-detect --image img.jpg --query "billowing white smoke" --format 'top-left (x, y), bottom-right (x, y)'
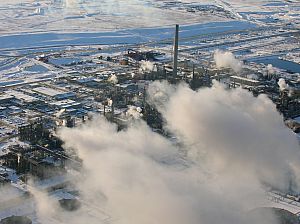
top-left (214, 50), bottom-right (243, 73)
top-left (278, 78), bottom-right (294, 97)
top-left (267, 64), bottom-right (275, 75)
top-left (278, 78), bottom-right (289, 91)
top-left (125, 106), bottom-right (143, 119)
top-left (20, 81), bottom-right (300, 224)
top-left (108, 74), bottom-right (118, 84)
top-left (147, 81), bottom-right (300, 192)
top-left (140, 61), bottom-right (157, 72)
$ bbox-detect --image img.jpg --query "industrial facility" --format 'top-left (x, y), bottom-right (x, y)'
top-left (0, 20), bottom-right (299, 224)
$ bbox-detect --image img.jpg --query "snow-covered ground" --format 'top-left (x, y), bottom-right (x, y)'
top-left (0, 0), bottom-right (298, 53)
top-left (0, 20), bottom-right (256, 51)
top-left (0, 0), bottom-right (229, 34)
top-left (0, 0), bottom-right (299, 35)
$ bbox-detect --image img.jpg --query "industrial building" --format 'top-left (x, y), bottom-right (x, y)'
top-left (32, 87), bottom-right (75, 100)
top-left (230, 76), bottom-right (261, 87)
top-left (49, 99), bottom-right (82, 110)
top-left (0, 23), bottom-right (299, 224)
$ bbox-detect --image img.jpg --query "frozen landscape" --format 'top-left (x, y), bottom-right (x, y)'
top-left (0, 1), bottom-right (300, 224)
top-left (0, 0), bottom-right (300, 50)
top-left (0, 0), bottom-right (299, 34)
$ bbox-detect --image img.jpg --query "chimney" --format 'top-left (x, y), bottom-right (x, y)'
top-left (192, 64), bottom-right (195, 79)
top-left (173, 24), bottom-right (179, 77)
top-left (111, 100), bottom-right (115, 119)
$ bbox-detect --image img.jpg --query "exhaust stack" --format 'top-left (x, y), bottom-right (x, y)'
top-left (173, 24), bottom-right (179, 77)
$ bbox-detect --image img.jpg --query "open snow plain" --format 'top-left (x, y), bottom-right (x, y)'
top-left (0, 0), bottom-right (299, 51)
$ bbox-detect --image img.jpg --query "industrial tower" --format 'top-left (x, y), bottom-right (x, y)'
top-left (173, 24), bottom-right (179, 77)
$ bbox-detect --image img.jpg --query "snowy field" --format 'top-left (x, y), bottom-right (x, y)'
top-left (0, 0), bottom-right (298, 51)
top-left (0, 0), bottom-right (230, 34)
top-left (0, 0), bottom-right (299, 35)
top-left (0, 0), bottom-right (298, 52)
top-left (0, 21), bottom-right (256, 51)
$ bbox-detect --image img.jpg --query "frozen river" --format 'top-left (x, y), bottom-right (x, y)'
top-left (0, 21), bottom-right (256, 51)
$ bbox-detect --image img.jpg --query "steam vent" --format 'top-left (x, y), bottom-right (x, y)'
top-left (0, 216), bottom-right (32, 224)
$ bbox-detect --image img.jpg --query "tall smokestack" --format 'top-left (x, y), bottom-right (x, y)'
top-left (173, 24), bottom-right (179, 77)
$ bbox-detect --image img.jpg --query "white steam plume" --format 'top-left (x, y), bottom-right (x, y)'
top-left (139, 61), bottom-right (157, 72)
top-left (267, 64), bottom-right (275, 75)
top-left (214, 50), bottom-right (243, 73)
top-left (108, 74), bottom-right (118, 84)
top-left (125, 106), bottom-right (143, 119)
top-left (278, 78), bottom-right (289, 91)
top-left (147, 81), bottom-right (300, 192)
top-left (9, 81), bottom-right (300, 224)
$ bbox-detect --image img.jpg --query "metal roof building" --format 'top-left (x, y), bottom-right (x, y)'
top-left (32, 87), bottom-right (75, 100)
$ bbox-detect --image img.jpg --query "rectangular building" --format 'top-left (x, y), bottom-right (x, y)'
top-left (32, 87), bottom-right (75, 100)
